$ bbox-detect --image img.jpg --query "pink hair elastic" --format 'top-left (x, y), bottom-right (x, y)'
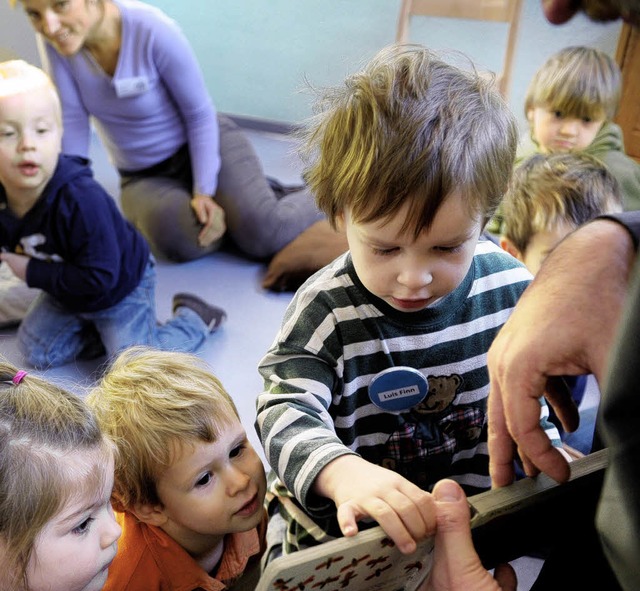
top-left (12, 370), bottom-right (28, 385)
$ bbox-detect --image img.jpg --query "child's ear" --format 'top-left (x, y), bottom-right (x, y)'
top-left (131, 502), bottom-right (168, 527)
top-left (335, 211), bottom-right (345, 232)
top-left (500, 237), bottom-right (524, 262)
top-left (526, 108), bottom-right (535, 125)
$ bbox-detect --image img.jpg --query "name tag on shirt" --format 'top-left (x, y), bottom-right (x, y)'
top-left (368, 366), bottom-right (428, 412)
top-left (113, 76), bottom-right (150, 98)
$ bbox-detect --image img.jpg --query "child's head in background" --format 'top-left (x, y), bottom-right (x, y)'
top-left (0, 60), bottom-right (62, 206)
top-left (86, 347), bottom-right (266, 560)
top-left (299, 44), bottom-right (518, 312)
top-left (524, 46), bottom-right (621, 154)
top-left (0, 361), bottom-right (120, 591)
top-left (501, 152), bottom-right (623, 274)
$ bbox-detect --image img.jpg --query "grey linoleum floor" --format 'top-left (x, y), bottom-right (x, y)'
top-left (1, 123), bottom-right (601, 589)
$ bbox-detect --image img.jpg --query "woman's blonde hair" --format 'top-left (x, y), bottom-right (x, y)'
top-left (0, 360), bottom-right (108, 589)
top-left (299, 44), bottom-right (518, 237)
top-left (86, 347), bottom-right (240, 511)
top-left (524, 46), bottom-right (621, 123)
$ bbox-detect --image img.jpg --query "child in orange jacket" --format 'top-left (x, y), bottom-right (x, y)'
top-left (87, 347), bottom-right (267, 590)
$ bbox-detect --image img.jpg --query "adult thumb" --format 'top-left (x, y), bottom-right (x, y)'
top-left (426, 479), bottom-right (515, 591)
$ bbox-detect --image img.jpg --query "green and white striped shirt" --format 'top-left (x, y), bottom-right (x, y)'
top-left (257, 239), bottom-right (560, 553)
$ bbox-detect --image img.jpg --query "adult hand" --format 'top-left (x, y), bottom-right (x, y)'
top-left (0, 252), bottom-right (29, 281)
top-left (422, 479), bottom-right (516, 591)
top-left (191, 193), bottom-right (226, 248)
top-left (488, 219), bottom-right (636, 486)
top-left (541, 0), bottom-right (639, 25)
top-left (314, 454), bottom-right (436, 554)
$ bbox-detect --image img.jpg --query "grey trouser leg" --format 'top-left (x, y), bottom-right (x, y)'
top-left (119, 115), bottom-right (324, 262)
top-left (214, 115), bottom-right (324, 259)
top-left (120, 175), bottom-right (221, 263)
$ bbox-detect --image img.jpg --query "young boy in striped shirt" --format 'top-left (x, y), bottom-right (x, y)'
top-left (256, 44), bottom-right (563, 560)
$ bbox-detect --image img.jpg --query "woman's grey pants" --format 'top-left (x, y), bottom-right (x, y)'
top-left (119, 115), bottom-right (323, 262)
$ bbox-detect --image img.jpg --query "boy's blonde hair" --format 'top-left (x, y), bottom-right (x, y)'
top-left (0, 59), bottom-right (61, 121)
top-left (501, 152), bottom-right (623, 253)
top-left (86, 347), bottom-right (240, 511)
top-left (0, 360), bottom-right (109, 588)
top-left (524, 46), bottom-right (621, 123)
top-left (300, 44), bottom-right (518, 237)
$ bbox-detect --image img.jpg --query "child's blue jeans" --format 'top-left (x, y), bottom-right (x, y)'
top-left (17, 260), bottom-right (209, 369)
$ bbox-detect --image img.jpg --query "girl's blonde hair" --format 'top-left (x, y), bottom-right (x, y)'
top-left (524, 46), bottom-right (621, 122)
top-left (86, 347), bottom-right (240, 511)
top-left (0, 360), bottom-right (108, 589)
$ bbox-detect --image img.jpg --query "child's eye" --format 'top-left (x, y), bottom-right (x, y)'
top-left (36, 128), bottom-right (50, 135)
top-left (435, 244), bottom-right (463, 254)
top-left (230, 443), bottom-right (247, 459)
top-left (195, 472), bottom-right (212, 487)
top-left (553, 110), bottom-right (564, 119)
top-left (54, 0), bottom-right (70, 12)
top-left (72, 517), bottom-right (95, 535)
top-left (0, 130), bottom-right (15, 138)
top-left (372, 247), bottom-right (398, 256)
top-left (582, 117), bottom-right (592, 124)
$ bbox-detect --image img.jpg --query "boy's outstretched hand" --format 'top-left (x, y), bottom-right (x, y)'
top-left (314, 454), bottom-right (436, 554)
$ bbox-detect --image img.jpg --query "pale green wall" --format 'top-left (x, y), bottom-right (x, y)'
top-left (144, 0), bottom-right (621, 132)
top-left (1, 0), bottom-right (622, 132)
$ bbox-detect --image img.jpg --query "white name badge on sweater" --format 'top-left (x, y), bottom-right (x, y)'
top-left (114, 76), bottom-right (150, 98)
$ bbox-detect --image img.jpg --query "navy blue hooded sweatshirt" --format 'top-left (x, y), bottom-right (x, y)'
top-left (0, 155), bottom-right (149, 312)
